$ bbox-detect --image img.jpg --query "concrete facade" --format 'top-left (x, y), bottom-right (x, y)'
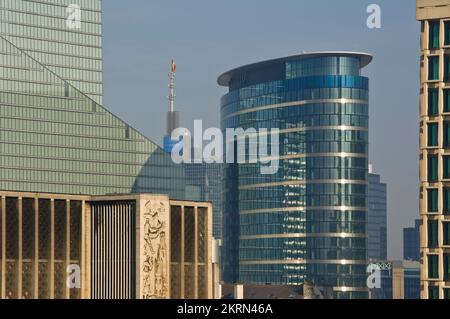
top-left (417, 0), bottom-right (450, 299)
top-left (0, 191), bottom-right (216, 299)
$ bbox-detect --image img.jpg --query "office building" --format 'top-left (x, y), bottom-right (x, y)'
top-left (0, 191), bottom-right (217, 299)
top-left (0, 0), bottom-right (103, 104)
top-left (368, 166), bottom-right (387, 261)
top-left (0, 0), bottom-right (184, 197)
top-left (218, 52), bottom-right (372, 299)
top-left (403, 219), bottom-right (421, 261)
top-left (185, 162), bottom-right (223, 239)
top-left (369, 260), bottom-right (420, 300)
top-left (417, 0), bottom-right (450, 299)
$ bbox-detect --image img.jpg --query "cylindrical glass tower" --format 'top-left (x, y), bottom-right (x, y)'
top-left (218, 52), bottom-right (372, 299)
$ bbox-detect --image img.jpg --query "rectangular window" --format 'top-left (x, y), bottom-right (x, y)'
top-left (428, 155), bottom-right (438, 182)
top-left (445, 90), bottom-right (450, 113)
top-left (428, 255), bottom-right (439, 279)
top-left (444, 156), bottom-right (450, 179)
top-left (429, 56), bottom-right (440, 81)
top-left (445, 122), bottom-right (450, 147)
top-left (445, 254), bottom-right (450, 281)
top-left (446, 21), bottom-right (450, 46)
top-left (428, 189), bottom-right (439, 212)
top-left (428, 123), bottom-right (439, 146)
top-left (444, 222), bottom-right (450, 245)
top-left (429, 287), bottom-right (440, 299)
top-left (446, 55), bottom-right (450, 82)
top-left (428, 88), bottom-right (439, 115)
top-left (445, 289), bottom-right (450, 299)
top-left (428, 221), bottom-right (439, 247)
top-left (430, 20), bottom-right (440, 49)
top-left (444, 188), bottom-right (450, 215)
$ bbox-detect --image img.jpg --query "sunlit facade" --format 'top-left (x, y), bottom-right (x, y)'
top-left (417, 0), bottom-right (450, 300)
top-left (219, 52), bottom-right (372, 299)
top-left (0, 0), bottom-right (184, 198)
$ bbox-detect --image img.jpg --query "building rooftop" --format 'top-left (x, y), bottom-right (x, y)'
top-left (217, 51), bottom-right (373, 87)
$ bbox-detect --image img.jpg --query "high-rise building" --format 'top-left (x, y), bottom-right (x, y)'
top-left (185, 161), bottom-right (223, 239)
top-left (218, 52), bottom-right (372, 299)
top-left (403, 219), bottom-right (420, 262)
top-left (369, 260), bottom-right (420, 300)
top-left (417, 0), bottom-right (450, 299)
top-left (0, 0), bottom-right (184, 198)
top-left (368, 166), bottom-right (387, 261)
top-left (0, 0), bottom-right (103, 104)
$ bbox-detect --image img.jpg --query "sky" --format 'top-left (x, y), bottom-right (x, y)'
top-left (102, 0), bottom-right (419, 260)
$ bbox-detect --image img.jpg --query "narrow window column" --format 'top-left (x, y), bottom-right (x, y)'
top-left (17, 197), bottom-right (22, 299)
top-left (194, 206), bottom-right (198, 299)
top-left (33, 198), bottom-right (39, 299)
top-left (180, 206), bottom-right (185, 299)
top-left (49, 199), bottom-right (55, 299)
top-left (1, 196), bottom-right (5, 299)
top-left (65, 200), bottom-right (71, 299)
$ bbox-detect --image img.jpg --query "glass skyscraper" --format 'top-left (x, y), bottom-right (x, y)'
top-left (219, 52), bottom-right (372, 299)
top-left (403, 219), bottom-right (420, 262)
top-left (0, 0), bottom-right (184, 198)
top-left (185, 162), bottom-right (223, 239)
top-left (368, 168), bottom-right (387, 261)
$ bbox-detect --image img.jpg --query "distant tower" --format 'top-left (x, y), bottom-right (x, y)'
top-left (163, 60), bottom-right (181, 153)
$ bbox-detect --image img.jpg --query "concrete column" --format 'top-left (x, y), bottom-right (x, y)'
top-left (83, 201), bottom-right (90, 299)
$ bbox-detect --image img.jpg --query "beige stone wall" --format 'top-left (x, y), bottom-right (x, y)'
top-left (0, 191), bottom-right (214, 299)
top-left (0, 191), bottom-right (89, 299)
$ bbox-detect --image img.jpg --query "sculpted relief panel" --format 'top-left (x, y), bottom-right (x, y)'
top-left (140, 199), bottom-right (170, 299)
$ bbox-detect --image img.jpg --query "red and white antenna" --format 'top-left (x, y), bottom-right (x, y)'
top-left (168, 59), bottom-right (176, 113)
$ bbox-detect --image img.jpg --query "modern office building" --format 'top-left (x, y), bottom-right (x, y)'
top-left (417, 0), bottom-right (450, 299)
top-left (0, 191), bottom-right (217, 299)
top-left (218, 52), bottom-right (372, 299)
top-left (403, 219), bottom-right (421, 261)
top-left (185, 162), bottom-right (223, 239)
top-left (369, 260), bottom-right (420, 300)
top-left (368, 166), bottom-right (387, 261)
top-left (0, 0), bottom-right (103, 104)
top-left (0, 0), bottom-right (185, 198)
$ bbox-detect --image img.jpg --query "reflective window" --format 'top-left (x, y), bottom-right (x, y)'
top-left (429, 20), bottom-right (440, 50)
top-left (428, 123), bottom-right (439, 146)
top-left (428, 88), bottom-right (439, 115)
top-left (429, 56), bottom-right (440, 81)
top-left (428, 255), bottom-right (439, 279)
top-left (428, 155), bottom-right (438, 182)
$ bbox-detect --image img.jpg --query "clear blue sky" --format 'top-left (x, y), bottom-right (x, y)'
top-left (102, 0), bottom-right (419, 260)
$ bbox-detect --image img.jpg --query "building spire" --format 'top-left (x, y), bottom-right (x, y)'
top-left (164, 59), bottom-right (180, 153)
top-left (168, 59), bottom-right (176, 113)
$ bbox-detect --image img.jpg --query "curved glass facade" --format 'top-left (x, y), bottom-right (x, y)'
top-left (219, 53), bottom-right (371, 299)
